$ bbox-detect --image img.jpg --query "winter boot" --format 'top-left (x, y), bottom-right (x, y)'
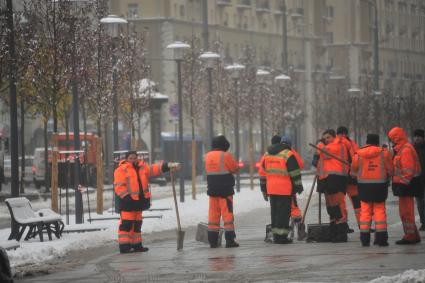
top-left (273, 234), bottom-right (293, 244)
top-left (360, 232), bottom-right (370, 247)
top-left (224, 231), bottom-right (239, 248)
top-left (225, 240), bottom-right (240, 248)
top-left (395, 238), bottom-right (417, 245)
top-left (119, 244), bottom-right (132, 254)
top-left (332, 223), bottom-right (348, 243)
top-left (375, 231), bottom-right (389, 247)
top-left (133, 243), bottom-right (149, 252)
top-left (208, 231), bottom-right (220, 248)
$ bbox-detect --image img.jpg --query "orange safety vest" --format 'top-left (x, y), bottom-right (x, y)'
top-left (352, 146), bottom-right (392, 184)
top-left (205, 151), bottom-right (238, 176)
top-left (262, 149), bottom-right (294, 195)
top-left (317, 137), bottom-right (349, 180)
top-left (114, 160), bottom-right (163, 200)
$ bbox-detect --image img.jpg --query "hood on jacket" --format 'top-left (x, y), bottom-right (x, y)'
top-left (358, 145), bottom-right (382, 159)
top-left (388, 127), bottom-right (408, 146)
top-left (267, 143), bottom-right (291, 155)
top-left (211, 135), bottom-right (230, 151)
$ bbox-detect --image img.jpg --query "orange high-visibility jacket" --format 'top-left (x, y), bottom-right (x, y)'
top-left (259, 148), bottom-right (304, 193)
top-left (388, 127), bottom-right (421, 186)
top-left (352, 146), bottom-right (393, 184)
top-left (114, 160), bottom-right (163, 200)
top-left (317, 137), bottom-right (349, 180)
top-left (205, 150), bottom-right (238, 196)
top-left (292, 149), bottom-right (305, 170)
top-left (262, 149), bottom-right (300, 195)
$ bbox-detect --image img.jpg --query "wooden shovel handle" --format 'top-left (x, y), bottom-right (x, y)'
top-left (170, 171), bottom-right (182, 231)
top-left (308, 143), bottom-right (349, 165)
top-left (301, 175), bottom-right (317, 224)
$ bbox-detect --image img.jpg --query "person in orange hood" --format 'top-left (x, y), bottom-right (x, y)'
top-left (114, 151), bottom-right (176, 253)
top-left (388, 127), bottom-right (422, 244)
top-left (351, 134), bottom-right (393, 247)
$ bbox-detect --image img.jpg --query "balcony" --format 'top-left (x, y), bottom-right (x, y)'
top-left (217, 0), bottom-right (232, 7)
top-left (236, 0), bottom-right (251, 10)
top-left (290, 8), bottom-right (304, 18)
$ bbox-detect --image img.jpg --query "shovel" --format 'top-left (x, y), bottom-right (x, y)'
top-left (170, 171), bottom-right (185, 250)
top-left (297, 175), bottom-right (317, 241)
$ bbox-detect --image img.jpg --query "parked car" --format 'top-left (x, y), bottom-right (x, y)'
top-left (33, 147), bottom-right (49, 189)
top-left (4, 156), bottom-right (34, 184)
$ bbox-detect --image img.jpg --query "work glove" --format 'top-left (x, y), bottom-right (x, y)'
top-left (262, 192), bottom-right (269, 202)
top-left (293, 185), bottom-right (304, 195)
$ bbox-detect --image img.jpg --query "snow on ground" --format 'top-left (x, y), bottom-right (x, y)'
top-left (369, 269), bottom-right (425, 283)
top-left (0, 177), bottom-right (313, 269)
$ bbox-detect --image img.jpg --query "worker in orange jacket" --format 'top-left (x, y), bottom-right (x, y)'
top-left (114, 151), bottom-right (176, 253)
top-left (337, 126), bottom-right (361, 232)
top-left (205, 135), bottom-right (239, 248)
top-left (259, 135), bottom-right (304, 244)
top-left (259, 135), bottom-right (304, 240)
top-left (388, 127), bottom-right (422, 244)
top-left (315, 129), bottom-right (349, 242)
top-left (351, 134), bottom-right (393, 247)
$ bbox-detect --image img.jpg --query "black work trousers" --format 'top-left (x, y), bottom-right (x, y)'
top-left (270, 195), bottom-right (292, 237)
top-left (415, 196), bottom-right (425, 226)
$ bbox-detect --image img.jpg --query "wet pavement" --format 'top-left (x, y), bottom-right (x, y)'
top-left (16, 176), bottom-right (425, 283)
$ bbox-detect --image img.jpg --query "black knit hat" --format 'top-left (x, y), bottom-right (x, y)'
top-left (336, 126), bottom-right (348, 135)
top-left (413, 129), bottom-right (425, 138)
top-left (211, 135), bottom-right (230, 151)
top-left (271, 135), bottom-right (281, 145)
top-left (366, 134), bottom-right (380, 146)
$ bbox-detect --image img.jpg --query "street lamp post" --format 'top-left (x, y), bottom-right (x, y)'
top-left (100, 14), bottom-right (127, 169)
top-left (68, 0), bottom-right (88, 224)
top-left (199, 51), bottom-right (220, 146)
top-left (167, 41), bottom-right (190, 202)
top-left (348, 87), bottom-right (361, 143)
top-left (274, 74), bottom-right (291, 134)
top-left (225, 63), bottom-right (245, 193)
top-left (256, 69), bottom-right (270, 152)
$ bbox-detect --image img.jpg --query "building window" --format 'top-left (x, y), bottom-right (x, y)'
top-left (326, 6), bottom-right (334, 18)
top-left (128, 4), bottom-right (138, 19)
top-left (224, 12), bottom-right (229, 26)
top-left (180, 5), bottom-right (185, 18)
top-left (325, 32), bottom-right (333, 44)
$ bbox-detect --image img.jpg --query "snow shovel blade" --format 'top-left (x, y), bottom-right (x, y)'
top-left (177, 230), bottom-right (185, 250)
top-left (297, 223), bottom-right (307, 241)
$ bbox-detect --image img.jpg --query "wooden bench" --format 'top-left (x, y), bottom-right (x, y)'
top-left (5, 197), bottom-right (64, 242)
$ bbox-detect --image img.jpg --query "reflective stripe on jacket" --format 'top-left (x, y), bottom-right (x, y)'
top-left (352, 146), bottom-right (393, 184)
top-left (205, 150), bottom-right (238, 197)
top-left (114, 160), bottom-right (163, 200)
top-left (263, 149), bottom-right (300, 195)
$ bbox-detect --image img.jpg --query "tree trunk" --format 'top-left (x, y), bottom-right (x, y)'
top-left (20, 99), bottom-right (25, 194)
top-left (44, 119), bottom-right (50, 192)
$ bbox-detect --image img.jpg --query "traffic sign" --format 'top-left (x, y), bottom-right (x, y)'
top-left (170, 103), bottom-right (179, 118)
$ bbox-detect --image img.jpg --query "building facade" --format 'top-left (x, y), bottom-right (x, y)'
top-left (108, 0), bottom-right (425, 161)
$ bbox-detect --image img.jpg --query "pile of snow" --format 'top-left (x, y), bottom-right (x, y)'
top-left (370, 269), bottom-right (425, 283)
